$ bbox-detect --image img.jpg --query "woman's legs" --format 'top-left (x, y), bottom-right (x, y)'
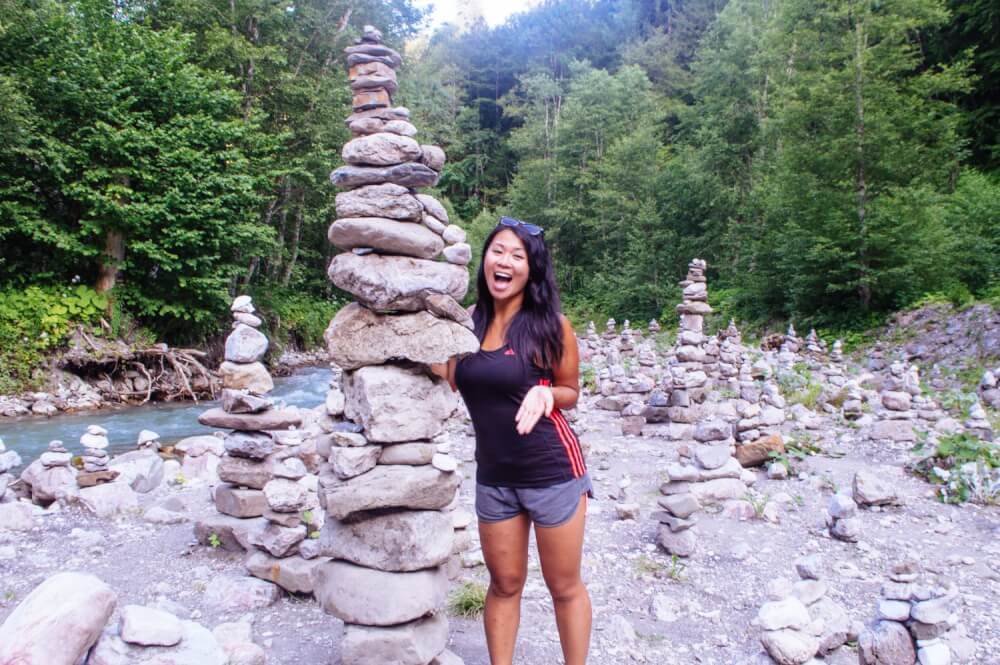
top-left (535, 494), bottom-right (591, 665)
top-left (479, 512), bottom-right (531, 665)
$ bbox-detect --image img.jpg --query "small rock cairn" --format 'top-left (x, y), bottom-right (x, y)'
top-left (860, 560), bottom-right (975, 665)
top-left (78, 424), bottom-right (115, 487)
top-left (197, 296), bottom-right (322, 593)
top-left (756, 558), bottom-right (852, 664)
top-left (311, 25), bottom-right (477, 665)
top-left (0, 437), bottom-right (18, 503)
top-left (870, 361), bottom-right (921, 444)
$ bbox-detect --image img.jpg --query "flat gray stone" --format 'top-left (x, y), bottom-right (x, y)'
top-left (342, 133), bottom-right (421, 166)
top-left (330, 163), bottom-right (439, 189)
top-left (312, 560), bottom-right (447, 626)
top-left (327, 252), bottom-right (468, 313)
top-left (328, 445), bottom-right (381, 480)
top-left (319, 509), bottom-right (453, 572)
top-left (379, 442), bottom-right (436, 465)
top-left (119, 605), bottom-right (182, 647)
top-left (325, 304), bottom-right (479, 371)
top-left (342, 613), bottom-right (448, 665)
top-left (335, 183), bottom-right (422, 220)
top-left (215, 484), bottom-right (266, 518)
top-left (244, 551), bottom-right (329, 594)
top-left (198, 408), bottom-right (301, 432)
top-left (217, 455), bottom-right (275, 490)
top-left (319, 464), bottom-right (461, 520)
top-left (329, 217), bottom-right (444, 259)
top-left (343, 365), bottom-right (456, 443)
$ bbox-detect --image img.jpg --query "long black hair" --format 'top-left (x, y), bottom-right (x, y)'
top-left (472, 222), bottom-right (565, 369)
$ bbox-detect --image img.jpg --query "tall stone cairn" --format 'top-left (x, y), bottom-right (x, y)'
top-left (313, 25), bottom-right (477, 665)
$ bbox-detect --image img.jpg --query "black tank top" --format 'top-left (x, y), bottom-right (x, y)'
top-left (455, 344), bottom-right (586, 487)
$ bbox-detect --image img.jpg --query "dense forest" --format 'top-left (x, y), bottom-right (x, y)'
top-left (1, 0), bottom-right (998, 389)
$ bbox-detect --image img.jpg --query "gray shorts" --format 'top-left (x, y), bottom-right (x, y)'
top-left (476, 474), bottom-right (594, 528)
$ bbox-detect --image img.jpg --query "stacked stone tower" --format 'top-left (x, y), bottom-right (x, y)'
top-left (197, 296), bottom-right (325, 593)
top-left (312, 26), bottom-right (476, 665)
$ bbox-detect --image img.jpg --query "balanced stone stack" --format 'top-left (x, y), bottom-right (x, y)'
top-left (197, 299), bottom-right (324, 591)
top-left (312, 25), bottom-right (476, 665)
top-left (649, 318), bottom-right (661, 335)
top-left (220, 296), bottom-right (273, 395)
top-left (756, 566), bottom-right (851, 664)
top-left (642, 260), bottom-right (714, 430)
top-left (17, 440), bottom-right (75, 505)
top-left (964, 400), bottom-right (994, 441)
top-left (603, 318), bottom-right (618, 341)
top-left (78, 425), bottom-right (117, 487)
top-left (860, 560), bottom-right (975, 665)
top-left (826, 492), bottom-right (861, 543)
top-left (870, 361), bottom-right (920, 444)
top-left (0, 438), bottom-right (19, 503)
top-left (654, 418), bottom-right (745, 558)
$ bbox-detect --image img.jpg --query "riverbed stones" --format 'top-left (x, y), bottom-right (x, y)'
top-left (330, 162), bottom-right (439, 189)
top-left (199, 407), bottom-right (302, 431)
top-left (329, 216), bottom-right (445, 259)
top-left (0, 572), bottom-right (117, 665)
top-left (325, 303), bottom-right (478, 371)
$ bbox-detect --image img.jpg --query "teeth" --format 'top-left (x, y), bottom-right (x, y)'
top-left (494, 272), bottom-right (511, 279)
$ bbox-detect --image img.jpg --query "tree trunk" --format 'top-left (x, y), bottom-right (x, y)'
top-left (280, 197), bottom-right (303, 286)
top-left (96, 229), bottom-right (125, 294)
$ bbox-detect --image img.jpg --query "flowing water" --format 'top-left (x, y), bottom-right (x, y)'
top-left (0, 366), bottom-right (332, 469)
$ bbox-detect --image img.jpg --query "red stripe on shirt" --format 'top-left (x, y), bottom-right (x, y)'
top-left (537, 379), bottom-right (585, 477)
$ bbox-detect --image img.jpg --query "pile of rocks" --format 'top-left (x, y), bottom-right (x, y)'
top-left (18, 439), bottom-right (77, 505)
top-left (870, 361), bottom-right (921, 444)
top-left (860, 560), bottom-right (975, 665)
top-left (77, 424), bottom-right (117, 487)
top-left (196, 296), bottom-right (326, 593)
top-left (756, 559), bottom-right (852, 664)
top-left (0, 438), bottom-right (18, 503)
top-left (218, 295), bottom-right (273, 395)
top-left (311, 25), bottom-right (475, 665)
top-left (964, 400), bottom-right (995, 441)
top-left (654, 418), bottom-right (746, 558)
top-left (107, 430), bottom-right (165, 494)
top-left (826, 492), bottom-right (861, 543)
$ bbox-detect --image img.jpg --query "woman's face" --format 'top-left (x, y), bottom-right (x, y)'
top-left (483, 229), bottom-right (530, 303)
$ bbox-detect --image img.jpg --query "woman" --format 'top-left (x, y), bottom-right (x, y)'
top-left (434, 216), bottom-right (592, 665)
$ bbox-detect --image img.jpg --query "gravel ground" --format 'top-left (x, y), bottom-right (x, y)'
top-left (2, 397), bottom-right (999, 665)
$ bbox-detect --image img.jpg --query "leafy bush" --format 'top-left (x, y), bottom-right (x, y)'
top-left (914, 433), bottom-right (1000, 504)
top-left (448, 581), bottom-right (487, 618)
top-left (0, 285), bottom-right (107, 392)
top-left (252, 290), bottom-right (344, 354)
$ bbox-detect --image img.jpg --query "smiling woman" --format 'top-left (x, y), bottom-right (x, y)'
top-left (431, 217), bottom-right (592, 665)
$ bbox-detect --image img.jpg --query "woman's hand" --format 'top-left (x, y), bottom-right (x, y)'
top-left (515, 385), bottom-right (554, 435)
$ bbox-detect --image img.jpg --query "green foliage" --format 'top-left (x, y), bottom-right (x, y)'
top-left (447, 581), bottom-right (487, 618)
top-left (252, 289), bottom-right (344, 354)
top-left (0, 285), bottom-right (107, 392)
top-left (208, 532), bottom-right (221, 548)
top-left (914, 433), bottom-right (1000, 504)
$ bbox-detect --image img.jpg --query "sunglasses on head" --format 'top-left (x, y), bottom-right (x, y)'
top-left (498, 216), bottom-right (544, 236)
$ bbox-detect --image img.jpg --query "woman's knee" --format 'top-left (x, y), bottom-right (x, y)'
top-left (545, 575), bottom-right (585, 603)
top-left (489, 570), bottom-right (527, 598)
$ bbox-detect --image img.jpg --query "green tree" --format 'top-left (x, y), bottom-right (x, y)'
top-left (0, 0), bottom-right (274, 336)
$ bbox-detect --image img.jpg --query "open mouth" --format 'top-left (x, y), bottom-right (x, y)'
top-left (493, 271), bottom-right (513, 286)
